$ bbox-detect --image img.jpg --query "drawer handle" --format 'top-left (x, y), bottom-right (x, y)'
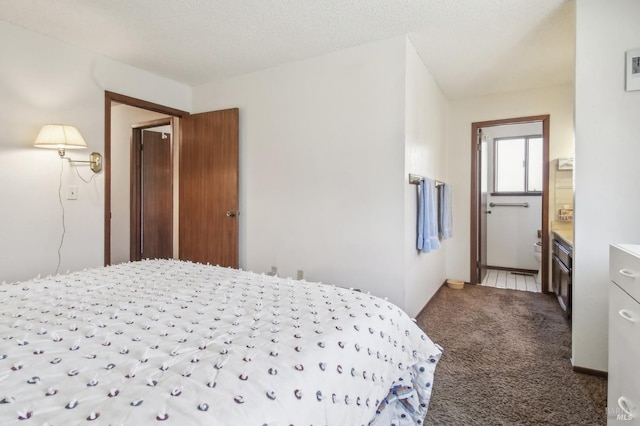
top-left (619, 269), bottom-right (638, 279)
top-left (619, 309), bottom-right (638, 323)
top-left (618, 396), bottom-right (635, 418)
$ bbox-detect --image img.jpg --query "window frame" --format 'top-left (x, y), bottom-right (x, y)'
top-left (491, 134), bottom-right (543, 196)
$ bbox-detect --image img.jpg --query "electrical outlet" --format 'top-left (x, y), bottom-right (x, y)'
top-left (267, 266), bottom-right (278, 276)
top-left (297, 269), bottom-right (304, 280)
top-left (67, 185), bottom-right (77, 200)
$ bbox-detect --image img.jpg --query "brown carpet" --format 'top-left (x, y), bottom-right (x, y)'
top-left (416, 284), bottom-right (607, 426)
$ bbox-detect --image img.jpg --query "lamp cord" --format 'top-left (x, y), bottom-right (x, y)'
top-left (72, 162), bottom-right (97, 184)
top-left (56, 158), bottom-right (66, 275)
top-left (55, 160), bottom-right (97, 274)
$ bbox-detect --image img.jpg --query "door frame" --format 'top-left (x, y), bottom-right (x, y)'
top-left (470, 115), bottom-right (550, 292)
top-left (104, 91), bottom-right (188, 265)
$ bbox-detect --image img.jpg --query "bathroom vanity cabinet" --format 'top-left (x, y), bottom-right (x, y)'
top-left (552, 232), bottom-right (572, 320)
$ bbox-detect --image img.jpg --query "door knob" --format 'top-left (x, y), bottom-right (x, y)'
top-left (485, 210), bottom-right (492, 214)
top-left (226, 211), bottom-right (239, 217)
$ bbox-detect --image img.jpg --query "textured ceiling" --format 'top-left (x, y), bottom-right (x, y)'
top-left (0, 0), bottom-right (575, 99)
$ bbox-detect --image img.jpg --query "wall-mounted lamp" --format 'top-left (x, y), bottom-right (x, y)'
top-left (34, 124), bottom-right (102, 173)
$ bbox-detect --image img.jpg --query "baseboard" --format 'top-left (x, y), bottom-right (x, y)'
top-left (414, 279), bottom-right (449, 319)
top-left (572, 365), bottom-right (608, 379)
top-left (415, 279), bottom-right (474, 318)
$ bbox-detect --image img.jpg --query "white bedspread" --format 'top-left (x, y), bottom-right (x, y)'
top-left (0, 259), bottom-right (441, 425)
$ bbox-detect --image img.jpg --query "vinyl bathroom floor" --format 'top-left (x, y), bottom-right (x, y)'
top-left (480, 268), bottom-right (541, 293)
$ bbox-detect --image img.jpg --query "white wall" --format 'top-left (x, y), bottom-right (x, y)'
top-left (0, 21), bottom-right (450, 316)
top-left (573, 0), bottom-right (640, 372)
top-left (485, 122), bottom-right (543, 270)
top-left (0, 15), bottom-right (581, 331)
top-left (446, 85), bottom-right (574, 284)
top-left (192, 37), bottom-right (409, 308)
top-left (403, 40), bottom-right (449, 315)
top-left (110, 105), bottom-right (171, 264)
top-left (0, 21), bottom-right (191, 282)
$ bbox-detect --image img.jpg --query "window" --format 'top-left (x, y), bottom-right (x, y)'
top-left (493, 135), bottom-right (542, 195)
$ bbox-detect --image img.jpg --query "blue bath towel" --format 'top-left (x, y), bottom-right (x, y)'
top-left (417, 178), bottom-right (440, 253)
top-left (439, 183), bottom-right (453, 239)
top-left (417, 180), bottom-right (426, 250)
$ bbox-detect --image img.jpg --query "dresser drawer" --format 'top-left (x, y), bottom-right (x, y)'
top-left (610, 245), bottom-right (640, 303)
top-left (608, 283), bottom-right (640, 424)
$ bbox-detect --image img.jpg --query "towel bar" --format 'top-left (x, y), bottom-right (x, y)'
top-left (408, 173), bottom-right (444, 187)
top-left (489, 202), bottom-right (529, 208)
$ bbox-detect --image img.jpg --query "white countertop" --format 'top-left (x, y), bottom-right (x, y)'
top-left (614, 243), bottom-right (640, 257)
top-left (553, 230), bottom-right (573, 247)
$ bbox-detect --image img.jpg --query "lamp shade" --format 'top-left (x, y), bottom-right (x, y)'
top-left (34, 125), bottom-right (87, 150)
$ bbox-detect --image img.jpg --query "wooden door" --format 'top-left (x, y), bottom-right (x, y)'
top-left (141, 130), bottom-right (173, 259)
top-left (471, 125), bottom-right (489, 284)
top-left (179, 109), bottom-right (239, 267)
top-left (131, 129), bottom-right (173, 261)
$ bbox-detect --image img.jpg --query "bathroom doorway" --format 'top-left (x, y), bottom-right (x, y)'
top-left (470, 115), bottom-right (550, 293)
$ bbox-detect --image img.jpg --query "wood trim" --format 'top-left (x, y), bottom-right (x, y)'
top-left (131, 118), bottom-right (173, 129)
top-left (470, 123), bottom-right (480, 285)
top-left (104, 95), bottom-right (111, 266)
top-left (171, 117), bottom-right (180, 258)
top-left (106, 91), bottom-right (189, 117)
top-left (486, 265), bottom-right (538, 274)
top-left (470, 115), bottom-right (550, 293)
top-left (472, 115), bottom-right (550, 128)
top-left (541, 116), bottom-right (550, 294)
top-left (130, 128), bottom-right (142, 261)
top-left (572, 365), bottom-right (608, 379)
top-left (104, 91), bottom-right (189, 266)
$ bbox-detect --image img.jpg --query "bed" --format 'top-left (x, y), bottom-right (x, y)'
top-left (0, 259), bottom-right (441, 425)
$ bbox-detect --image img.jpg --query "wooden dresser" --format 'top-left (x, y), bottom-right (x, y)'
top-left (608, 244), bottom-right (640, 424)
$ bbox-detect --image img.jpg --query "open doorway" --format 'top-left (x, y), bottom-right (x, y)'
top-left (104, 92), bottom-right (240, 268)
top-left (470, 115), bottom-right (550, 293)
top-left (104, 91), bottom-right (188, 265)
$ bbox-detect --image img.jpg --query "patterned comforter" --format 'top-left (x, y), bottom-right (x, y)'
top-left (0, 259), bottom-right (441, 425)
